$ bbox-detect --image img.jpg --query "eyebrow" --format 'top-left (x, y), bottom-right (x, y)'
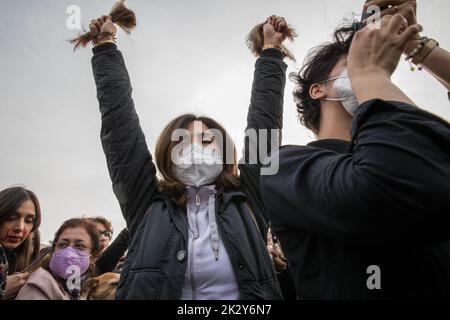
top-left (59, 239), bottom-right (88, 244)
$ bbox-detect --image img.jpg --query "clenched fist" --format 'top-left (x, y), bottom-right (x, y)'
top-left (263, 15), bottom-right (288, 47)
top-left (89, 15), bottom-right (117, 43)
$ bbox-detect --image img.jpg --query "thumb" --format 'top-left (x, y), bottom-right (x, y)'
top-left (267, 229), bottom-right (274, 246)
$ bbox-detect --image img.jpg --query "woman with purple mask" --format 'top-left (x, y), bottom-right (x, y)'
top-left (15, 218), bottom-right (101, 300)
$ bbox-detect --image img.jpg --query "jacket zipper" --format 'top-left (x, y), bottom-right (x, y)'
top-left (215, 197), bottom-right (243, 300)
top-left (190, 191), bottom-right (201, 299)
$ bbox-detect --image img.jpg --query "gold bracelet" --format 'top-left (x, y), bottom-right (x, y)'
top-left (94, 39), bottom-right (116, 47)
top-left (412, 38), bottom-right (439, 65)
top-left (262, 44), bottom-right (285, 55)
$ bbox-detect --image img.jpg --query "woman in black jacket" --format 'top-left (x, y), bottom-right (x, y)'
top-left (87, 15), bottom-right (288, 300)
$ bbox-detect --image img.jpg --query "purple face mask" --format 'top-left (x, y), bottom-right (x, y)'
top-left (49, 246), bottom-right (90, 280)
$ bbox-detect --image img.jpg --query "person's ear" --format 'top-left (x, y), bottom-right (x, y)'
top-left (309, 83), bottom-right (327, 101)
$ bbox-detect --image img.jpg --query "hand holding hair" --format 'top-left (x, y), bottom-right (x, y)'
top-left (70, 0), bottom-right (136, 50)
top-left (246, 15), bottom-right (297, 61)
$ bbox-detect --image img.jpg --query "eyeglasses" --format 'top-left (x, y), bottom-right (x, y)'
top-left (99, 230), bottom-right (113, 240)
top-left (54, 241), bottom-right (91, 253)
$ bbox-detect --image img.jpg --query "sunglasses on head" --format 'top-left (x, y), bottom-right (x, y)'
top-left (99, 230), bottom-right (113, 240)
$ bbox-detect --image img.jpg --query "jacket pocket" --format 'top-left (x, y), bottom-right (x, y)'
top-left (121, 269), bottom-right (163, 300)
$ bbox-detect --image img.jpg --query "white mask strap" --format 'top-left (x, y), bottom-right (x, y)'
top-left (317, 75), bottom-right (346, 85)
top-left (324, 97), bottom-right (344, 101)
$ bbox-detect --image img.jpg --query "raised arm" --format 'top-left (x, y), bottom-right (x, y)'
top-left (238, 16), bottom-right (288, 234)
top-left (409, 45), bottom-right (450, 92)
top-left (242, 16), bottom-right (288, 168)
top-left (367, 0), bottom-right (450, 91)
top-left (261, 15), bottom-right (450, 246)
top-left (90, 16), bottom-right (158, 232)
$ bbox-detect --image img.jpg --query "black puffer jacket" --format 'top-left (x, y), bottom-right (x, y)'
top-left (91, 43), bottom-right (286, 300)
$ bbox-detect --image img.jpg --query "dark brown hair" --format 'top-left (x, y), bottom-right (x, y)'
top-left (70, 0), bottom-right (136, 50)
top-left (155, 114), bottom-right (240, 207)
top-left (85, 216), bottom-right (113, 233)
top-left (246, 21), bottom-right (297, 61)
top-left (290, 23), bottom-right (356, 132)
top-left (50, 218), bottom-right (102, 258)
top-left (0, 186), bottom-right (42, 272)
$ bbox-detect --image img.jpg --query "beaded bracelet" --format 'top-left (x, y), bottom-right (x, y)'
top-left (405, 37), bottom-right (439, 71)
top-left (91, 31), bottom-right (117, 46)
top-left (262, 44), bottom-right (286, 57)
top-left (93, 40), bottom-right (116, 48)
top-left (406, 37), bottom-right (429, 61)
top-left (412, 38), bottom-right (439, 65)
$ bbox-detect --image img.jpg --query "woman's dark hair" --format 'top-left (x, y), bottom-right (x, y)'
top-left (155, 114), bottom-right (240, 207)
top-left (30, 229), bottom-right (41, 264)
top-left (0, 186), bottom-right (42, 272)
top-left (290, 23), bottom-right (356, 132)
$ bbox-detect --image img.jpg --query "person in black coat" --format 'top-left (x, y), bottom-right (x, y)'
top-left (260, 14), bottom-right (450, 299)
top-left (95, 228), bottom-right (129, 274)
top-left (87, 15), bottom-right (291, 300)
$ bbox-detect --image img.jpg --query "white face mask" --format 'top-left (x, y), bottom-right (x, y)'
top-left (172, 143), bottom-right (223, 188)
top-left (321, 69), bottom-right (360, 116)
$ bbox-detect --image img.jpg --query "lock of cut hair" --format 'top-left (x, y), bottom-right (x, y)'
top-left (70, 0), bottom-right (136, 51)
top-left (246, 21), bottom-right (297, 61)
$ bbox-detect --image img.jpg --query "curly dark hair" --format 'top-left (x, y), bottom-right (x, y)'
top-left (290, 23), bottom-right (357, 132)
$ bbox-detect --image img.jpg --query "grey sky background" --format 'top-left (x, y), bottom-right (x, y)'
top-left (1, 0), bottom-right (449, 243)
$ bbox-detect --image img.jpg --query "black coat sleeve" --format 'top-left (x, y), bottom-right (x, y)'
top-left (261, 99), bottom-right (450, 246)
top-left (92, 44), bottom-right (158, 232)
top-left (96, 228), bottom-right (129, 274)
top-left (238, 49), bottom-right (287, 235)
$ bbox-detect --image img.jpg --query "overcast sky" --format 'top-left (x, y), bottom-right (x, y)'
top-left (1, 0), bottom-right (449, 243)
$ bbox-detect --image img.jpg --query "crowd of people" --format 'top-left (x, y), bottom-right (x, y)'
top-left (1, 0), bottom-right (450, 300)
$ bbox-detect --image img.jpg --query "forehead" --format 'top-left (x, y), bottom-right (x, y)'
top-left (58, 227), bottom-right (91, 243)
top-left (330, 56), bottom-right (348, 76)
top-left (186, 121), bottom-right (209, 134)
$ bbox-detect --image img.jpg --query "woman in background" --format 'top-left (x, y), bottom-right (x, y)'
top-left (0, 186), bottom-right (42, 299)
top-left (16, 218), bottom-right (101, 300)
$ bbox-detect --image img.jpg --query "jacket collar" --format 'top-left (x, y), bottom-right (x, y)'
top-left (157, 187), bottom-right (247, 213)
top-left (215, 187), bottom-right (247, 213)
